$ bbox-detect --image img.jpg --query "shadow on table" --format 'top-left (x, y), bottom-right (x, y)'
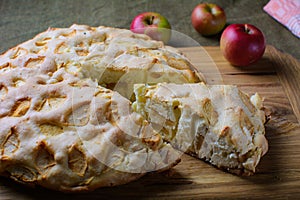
top-left (0, 169), bottom-right (191, 200)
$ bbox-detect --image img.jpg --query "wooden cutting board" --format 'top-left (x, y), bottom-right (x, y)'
top-left (1, 45), bottom-right (300, 199)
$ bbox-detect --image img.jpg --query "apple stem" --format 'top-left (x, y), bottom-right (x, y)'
top-left (146, 16), bottom-right (155, 25)
top-left (244, 24), bottom-right (251, 34)
top-left (205, 4), bottom-right (212, 13)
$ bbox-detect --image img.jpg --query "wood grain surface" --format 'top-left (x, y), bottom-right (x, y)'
top-left (0, 46), bottom-right (300, 199)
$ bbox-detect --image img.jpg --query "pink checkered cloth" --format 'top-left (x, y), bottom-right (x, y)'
top-left (263, 0), bottom-right (300, 38)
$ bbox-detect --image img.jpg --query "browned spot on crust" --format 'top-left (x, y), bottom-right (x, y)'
top-left (0, 62), bottom-right (11, 70)
top-left (10, 98), bottom-right (31, 117)
top-left (55, 42), bottom-right (68, 54)
top-left (76, 41), bottom-right (85, 48)
top-left (167, 57), bottom-right (189, 70)
top-left (220, 126), bottom-right (230, 137)
top-left (238, 90), bottom-right (256, 113)
top-left (0, 63), bottom-right (15, 74)
top-left (68, 145), bottom-right (87, 176)
top-left (35, 37), bottom-right (51, 46)
top-left (60, 29), bottom-right (76, 37)
top-left (201, 98), bottom-right (218, 125)
top-left (24, 56), bottom-right (45, 68)
top-left (142, 133), bottom-right (161, 150)
top-left (35, 141), bottom-right (56, 172)
top-left (89, 33), bottom-right (107, 45)
top-left (102, 101), bottom-right (113, 122)
top-left (6, 165), bottom-right (37, 183)
top-left (64, 62), bottom-right (81, 75)
top-left (36, 96), bottom-right (67, 112)
top-left (1, 127), bottom-right (20, 156)
top-left (76, 49), bottom-right (89, 56)
top-left (39, 123), bottom-right (64, 136)
top-left (10, 47), bottom-right (28, 59)
top-left (0, 84), bottom-right (8, 100)
top-left (12, 77), bottom-right (25, 87)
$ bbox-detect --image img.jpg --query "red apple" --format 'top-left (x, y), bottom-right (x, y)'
top-left (220, 24), bottom-right (266, 66)
top-left (130, 12), bottom-right (171, 43)
top-left (191, 3), bottom-right (226, 36)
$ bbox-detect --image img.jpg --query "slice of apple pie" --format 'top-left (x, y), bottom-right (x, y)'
top-left (133, 83), bottom-right (268, 175)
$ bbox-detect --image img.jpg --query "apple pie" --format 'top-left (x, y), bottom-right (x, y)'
top-left (0, 24), bottom-right (268, 192)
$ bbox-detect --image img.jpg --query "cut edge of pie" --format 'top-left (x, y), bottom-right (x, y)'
top-left (133, 82), bottom-right (268, 175)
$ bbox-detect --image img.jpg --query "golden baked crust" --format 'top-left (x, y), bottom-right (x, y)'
top-left (0, 24), bottom-right (203, 98)
top-left (0, 67), bottom-right (181, 192)
top-left (133, 83), bottom-right (268, 175)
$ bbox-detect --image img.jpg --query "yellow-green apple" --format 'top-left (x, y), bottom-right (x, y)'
top-left (130, 12), bottom-right (171, 43)
top-left (220, 24), bottom-right (266, 67)
top-left (191, 3), bottom-right (226, 36)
